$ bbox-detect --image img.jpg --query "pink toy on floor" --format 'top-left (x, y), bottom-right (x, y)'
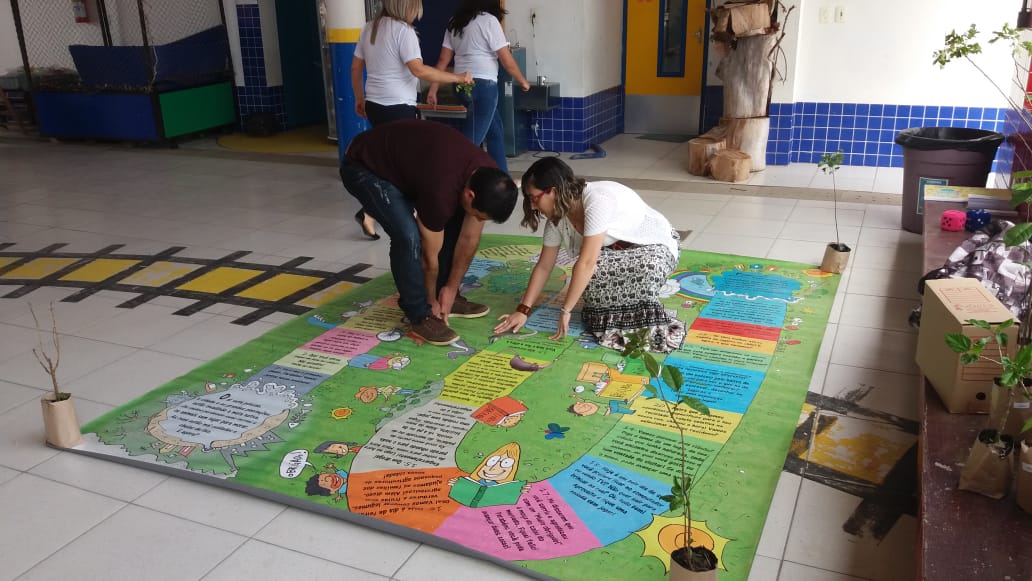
top-left (941, 209), bottom-right (966, 231)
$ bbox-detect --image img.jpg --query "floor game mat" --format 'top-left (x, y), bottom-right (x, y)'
top-left (70, 235), bottom-right (840, 580)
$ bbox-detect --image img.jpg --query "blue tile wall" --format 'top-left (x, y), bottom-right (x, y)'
top-left (234, 4), bottom-right (287, 131)
top-left (768, 101), bottom-right (1007, 169)
top-left (527, 86), bottom-right (623, 153)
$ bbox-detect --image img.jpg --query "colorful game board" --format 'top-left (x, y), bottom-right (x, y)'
top-left (71, 235), bottom-right (840, 580)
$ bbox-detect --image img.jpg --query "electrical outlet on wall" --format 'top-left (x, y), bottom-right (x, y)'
top-left (834, 6), bottom-right (846, 23)
top-left (818, 6), bottom-right (830, 24)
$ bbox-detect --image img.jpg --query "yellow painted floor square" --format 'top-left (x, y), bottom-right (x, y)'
top-left (236, 273), bottom-right (323, 301)
top-left (177, 267), bottom-right (263, 294)
top-left (119, 261), bottom-right (202, 287)
top-left (60, 258), bottom-right (140, 283)
top-left (807, 413), bottom-right (915, 485)
top-left (0, 257), bottom-right (18, 270)
top-left (0, 258), bottom-right (78, 279)
top-left (296, 281), bottom-right (359, 308)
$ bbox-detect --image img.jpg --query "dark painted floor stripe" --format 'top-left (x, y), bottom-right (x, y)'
top-left (3, 244), bottom-right (125, 299)
top-left (63, 246), bottom-right (187, 303)
top-left (0, 243), bottom-right (68, 281)
top-left (118, 250), bottom-right (253, 309)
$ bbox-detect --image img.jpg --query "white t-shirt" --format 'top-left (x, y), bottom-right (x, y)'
top-left (355, 18), bottom-right (422, 106)
top-left (542, 181), bottom-right (678, 260)
top-left (442, 13), bottom-right (508, 81)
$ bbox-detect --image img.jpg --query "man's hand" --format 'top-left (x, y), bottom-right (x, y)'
top-left (437, 285), bottom-right (457, 323)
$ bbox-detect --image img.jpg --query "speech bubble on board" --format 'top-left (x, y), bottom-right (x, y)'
top-left (280, 449), bottom-right (312, 478)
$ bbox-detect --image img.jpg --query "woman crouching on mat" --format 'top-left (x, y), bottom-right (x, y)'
top-left (493, 157), bottom-right (685, 353)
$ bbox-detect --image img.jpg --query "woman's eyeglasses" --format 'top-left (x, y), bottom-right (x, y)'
top-left (527, 188), bottom-right (550, 204)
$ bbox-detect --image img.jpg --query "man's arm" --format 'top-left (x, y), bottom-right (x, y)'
top-left (437, 213), bottom-right (485, 320)
top-left (416, 216), bottom-right (444, 311)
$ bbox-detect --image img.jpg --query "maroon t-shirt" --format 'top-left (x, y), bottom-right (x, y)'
top-left (345, 120), bottom-right (497, 231)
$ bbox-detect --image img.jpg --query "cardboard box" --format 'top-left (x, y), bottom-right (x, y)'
top-left (916, 278), bottom-right (1018, 414)
top-left (712, 1), bottom-right (771, 37)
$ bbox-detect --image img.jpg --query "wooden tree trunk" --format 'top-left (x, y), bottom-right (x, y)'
top-left (715, 34), bottom-right (777, 118)
top-left (711, 150), bottom-right (751, 183)
top-left (687, 136), bottom-right (725, 176)
top-left (726, 116), bottom-right (770, 171)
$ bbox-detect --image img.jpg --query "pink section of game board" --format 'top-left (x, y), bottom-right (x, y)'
top-left (432, 480), bottom-right (601, 560)
top-left (301, 327), bottom-right (380, 357)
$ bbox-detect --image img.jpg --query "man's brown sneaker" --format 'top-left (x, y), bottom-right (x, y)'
top-left (410, 315), bottom-right (459, 345)
top-left (451, 295), bottom-right (489, 319)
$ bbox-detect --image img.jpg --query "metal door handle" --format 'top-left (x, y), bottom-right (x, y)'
top-left (695, 27), bottom-right (703, 43)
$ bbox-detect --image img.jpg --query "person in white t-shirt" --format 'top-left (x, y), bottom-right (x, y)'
top-left (349, 0), bottom-right (473, 240)
top-left (426, 0), bottom-right (530, 173)
top-left (493, 157), bottom-right (685, 353)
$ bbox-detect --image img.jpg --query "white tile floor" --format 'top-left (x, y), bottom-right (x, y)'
top-left (0, 132), bottom-right (924, 580)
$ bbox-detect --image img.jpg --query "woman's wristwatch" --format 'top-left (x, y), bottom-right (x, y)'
top-left (515, 303), bottom-right (533, 316)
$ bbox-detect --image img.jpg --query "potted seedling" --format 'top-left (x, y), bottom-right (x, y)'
top-left (818, 150), bottom-right (850, 273)
top-left (32, 303), bottom-right (82, 448)
top-left (622, 330), bottom-right (717, 580)
top-left (946, 319), bottom-right (1032, 501)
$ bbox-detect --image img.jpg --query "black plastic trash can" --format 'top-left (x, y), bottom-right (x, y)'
top-left (895, 127), bottom-right (1004, 233)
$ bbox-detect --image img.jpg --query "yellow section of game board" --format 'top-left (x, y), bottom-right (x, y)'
top-left (176, 267), bottom-right (263, 293)
top-left (119, 261), bottom-right (202, 286)
top-left (60, 259), bottom-right (140, 282)
top-left (236, 273), bottom-right (322, 301)
top-left (0, 258), bottom-right (77, 278)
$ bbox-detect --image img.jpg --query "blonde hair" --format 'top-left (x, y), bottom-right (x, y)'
top-left (370, 0), bottom-right (424, 44)
top-left (469, 442), bottom-right (521, 484)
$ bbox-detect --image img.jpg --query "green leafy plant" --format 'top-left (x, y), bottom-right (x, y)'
top-left (946, 319), bottom-right (1032, 436)
top-left (621, 329), bottom-right (717, 573)
top-left (818, 150), bottom-right (845, 249)
top-left (455, 80), bottom-right (475, 99)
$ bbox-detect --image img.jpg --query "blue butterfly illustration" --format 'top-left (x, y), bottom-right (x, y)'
top-left (544, 423), bottom-right (569, 440)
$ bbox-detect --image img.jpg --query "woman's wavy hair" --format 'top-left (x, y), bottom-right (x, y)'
top-left (519, 156), bottom-right (585, 232)
top-left (447, 0), bottom-right (506, 36)
top-left (371, 0), bottom-right (423, 44)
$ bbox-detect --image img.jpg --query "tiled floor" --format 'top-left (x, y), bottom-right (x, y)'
top-left (0, 131), bottom-right (924, 581)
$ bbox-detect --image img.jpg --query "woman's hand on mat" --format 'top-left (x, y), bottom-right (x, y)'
top-left (494, 312), bottom-right (527, 334)
top-left (550, 311), bottom-right (571, 340)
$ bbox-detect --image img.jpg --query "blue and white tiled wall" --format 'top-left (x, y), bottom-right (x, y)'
top-left (527, 87), bottom-right (623, 153)
top-left (767, 102), bottom-right (1007, 167)
top-left (235, 3), bottom-right (286, 129)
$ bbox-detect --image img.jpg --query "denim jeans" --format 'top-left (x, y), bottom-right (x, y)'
top-left (457, 78), bottom-right (507, 172)
top-left (339, 158), bottom-right (462, 322)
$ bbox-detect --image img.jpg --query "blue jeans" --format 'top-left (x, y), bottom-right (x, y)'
top-left (339, 158), bottom-right (462, 322)
top-left (457, 78), bottom-right (507, 172)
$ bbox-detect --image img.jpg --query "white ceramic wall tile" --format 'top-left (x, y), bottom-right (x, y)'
top-left (0, 473), bottom-right (124, 580)
top-left (17, 505), bottom-right (245, 581)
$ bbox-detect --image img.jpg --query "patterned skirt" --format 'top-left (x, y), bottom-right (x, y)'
top-left (580, 243), bottom-right (685, 353)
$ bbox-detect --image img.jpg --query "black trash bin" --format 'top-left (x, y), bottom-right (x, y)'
top-left (895, 127), bottom-right (1004, 233)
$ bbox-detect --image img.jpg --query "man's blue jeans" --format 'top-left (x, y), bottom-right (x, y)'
top-left (339, 158), bottom-right (462, 322)
top-left (458, 78), bottom-right (507, 173)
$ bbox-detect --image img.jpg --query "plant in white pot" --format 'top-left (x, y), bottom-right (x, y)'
top-left (818, 150), bottom-right (850, 273)
top-left (622, 329), bottom-right (717, 580)
top-left (32, 303), bottom-right (82, 448)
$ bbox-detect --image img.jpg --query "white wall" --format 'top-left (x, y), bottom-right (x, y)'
top-left (505, 0), bottom-right (621, 98)
top-left (792, 0), bottom-right (1015, 107)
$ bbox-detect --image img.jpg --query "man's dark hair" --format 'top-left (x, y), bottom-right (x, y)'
top-left (469, 167), bottom-right (517, 223)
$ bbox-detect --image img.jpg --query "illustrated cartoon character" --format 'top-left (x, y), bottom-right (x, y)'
top-left (314, 440), bottom-right (362, 458)
top-left (355, 385), bottom-right (415, 403)
top-left (305, 463), bottom-right (348, 503)
top-left (348, 353), bottom-right (410, 370)
top-left (447, 443), bottom-right (528, 507)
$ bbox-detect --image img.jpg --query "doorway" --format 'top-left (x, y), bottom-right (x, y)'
top-left (623, 0), bottom-right (707, 135)
top-left (275, 0), bottom-right (326, 129)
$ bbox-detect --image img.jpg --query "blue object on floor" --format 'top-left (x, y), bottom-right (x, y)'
top-left (569, 144), bottom-right (607, 160)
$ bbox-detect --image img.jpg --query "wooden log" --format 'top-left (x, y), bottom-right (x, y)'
top-left (725, 116), bottom-right (770, 171)
top-left (715, 33), bottom-right (778, 119)
top-left (687, 136), bottom-right (725, 176)
top-left (711, 149), bottom-right (751, 183)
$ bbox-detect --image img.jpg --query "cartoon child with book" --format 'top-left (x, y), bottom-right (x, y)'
top-left (448, 442), bottom-right (529, 508)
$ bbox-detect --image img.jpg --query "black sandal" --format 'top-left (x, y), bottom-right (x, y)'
top-left (355, 210), bottom-right (380, 240)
